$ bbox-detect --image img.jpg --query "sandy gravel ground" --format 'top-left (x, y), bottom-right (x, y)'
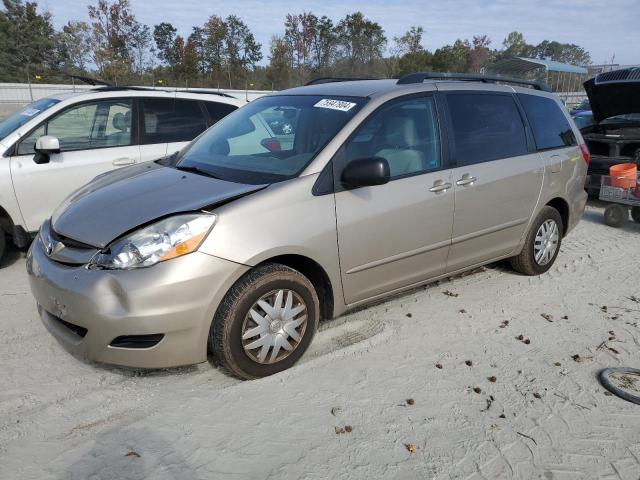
top-left (1, 202), bottom-right (640, 480)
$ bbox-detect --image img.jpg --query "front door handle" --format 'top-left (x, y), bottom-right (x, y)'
top-left (429, 181), bottom-right (452, 193)
top-left (112, 157), bottom-right (136, 166)
top-left (456, 174), bottom-right (477, 186)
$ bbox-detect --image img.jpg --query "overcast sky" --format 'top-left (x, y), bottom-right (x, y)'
top-left (42, 0), bottom-right (639, 66)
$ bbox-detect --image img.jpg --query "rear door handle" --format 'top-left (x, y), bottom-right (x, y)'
top-left (112, 157), bottom-right (136, 166)
top-left (429, 181), bottom-right (452, 193)
top-left (456, 175), bottom-right (477, 186)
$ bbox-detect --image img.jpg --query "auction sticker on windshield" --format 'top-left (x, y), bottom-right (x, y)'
top-left (314, 99), bottom-right (357, 112)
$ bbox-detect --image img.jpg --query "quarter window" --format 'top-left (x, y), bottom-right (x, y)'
top-left (517, 93), bottom-right (577, 150)
top-left (446, 93), bottom-right (528, 165)
top-left (339, 96), bottom-right (441, 179)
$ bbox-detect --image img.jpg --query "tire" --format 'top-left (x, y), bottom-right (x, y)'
top-left (598, 368), bottom-right (640, 405)
top-left (631, 206), bottom-right (640, 224)
top-left (0, 226), bottom-right (6, 265)
top-left (604, 204), bottom-right (627, 228)
top-left (210, 263), bottom-right (320, 380)
top-left (510, 206), bottom-right (563, 276)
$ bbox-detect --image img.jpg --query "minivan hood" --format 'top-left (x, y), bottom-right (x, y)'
top-left (584, 68), bottom-right (640, 123)
top-left (52, 162), bottom-right (265, 248)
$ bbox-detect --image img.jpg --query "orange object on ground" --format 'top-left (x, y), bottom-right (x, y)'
top-left (610, 163), bottom-right (638, 189)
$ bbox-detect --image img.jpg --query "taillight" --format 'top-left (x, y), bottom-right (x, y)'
top-left (579, 144), bottom-right (590, 166)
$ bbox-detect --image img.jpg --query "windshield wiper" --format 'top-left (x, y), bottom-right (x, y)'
top-left (174, 165), bottom-right (219, 179)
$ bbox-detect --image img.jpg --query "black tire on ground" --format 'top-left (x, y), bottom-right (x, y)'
top-left (0, 226), bottom-right (6, 265)
top-left (210, 263), bottom-right (320, 380)
top-left (604, 204), bottom-right (627, 228)
top-left (631, 206), bottom-right (640, 224)
top-left (510, 206), bottom-right (563, 276)
top-left (598, 368), bottom-right (640, 405)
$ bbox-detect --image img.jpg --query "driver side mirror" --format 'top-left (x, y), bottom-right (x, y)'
top-left (34, 135), bottom-right (60, 164)
top-left (341, 157), bottom-right (390, 189)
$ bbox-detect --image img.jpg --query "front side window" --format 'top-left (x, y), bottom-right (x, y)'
top-left (518, 94), bottom-right (577, 150)
top-left (337, 96), bottom-right (441, 179)
top-left (447, 93), bottom-right (529, 165)
top-left (17, 99), bottom-right (133, 154)
top-left (176, 95), bottom-right (366, 184)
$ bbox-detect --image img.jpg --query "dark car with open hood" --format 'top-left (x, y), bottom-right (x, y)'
top-left (581, 68), bottom-right (640, 196)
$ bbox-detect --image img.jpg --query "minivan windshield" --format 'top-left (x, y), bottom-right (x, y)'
top-left (0, 97), bottom-right (60, 140)
top-left (175, 95), bottom-right (366, 184)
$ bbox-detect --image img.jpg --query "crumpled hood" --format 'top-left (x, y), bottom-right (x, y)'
top-left (52, 162), bottom-right (265, 248)
top-left (584, 68), bottom-right (640, 123)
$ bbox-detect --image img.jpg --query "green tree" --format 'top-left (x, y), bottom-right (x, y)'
top-left (54, 20), bottom-right (91, 74)
top-left (0, 0), bottom-right (56, 82)
top-left (501, 31), bottom-right (531, 57)
top-left (223, 15), bottom-right (262, 87)
top-left (201, 15), bottom-right (227, 76)
top-left (393, 26), bottom-right (424, 57)
top-left (130, 22), bottom-right (152, 74)
top-left (267, 35), bottom-right (291, 89)
top-left (285, 12), bottom-right (317, 71)
top-left (87, 0), bottom-right (142, 81)
top-left (432, 39), bottom-right (469, 72)
top-left (466, 34), bottom-right (492, 72)
top-left (334, 12), bottom-right (386, 76)
top-left (311, 15), bottom-right (336, 72)
top-left (153, 22), bottom-right (179, 67)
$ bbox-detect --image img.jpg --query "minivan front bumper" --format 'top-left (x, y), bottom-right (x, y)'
top-left (26, 238), bottom-right (249, 368)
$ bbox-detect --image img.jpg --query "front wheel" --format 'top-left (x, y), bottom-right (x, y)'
top-left (510, 206), bottom-right (563, 276)
top-left (0, 226), bottom-right (6, 265)
top-left (210, 263), bottom-right (320, 379)
top-left (631, 206), bottom-right (640, 224)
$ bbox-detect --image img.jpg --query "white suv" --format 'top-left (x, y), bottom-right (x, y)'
top-left (0, 87), bottom-right (243, 261)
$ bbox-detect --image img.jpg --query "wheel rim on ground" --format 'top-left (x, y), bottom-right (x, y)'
top-left (241, 289), bottom-right (308, 364)
top-left (534, 219), bottom-right (559, 266)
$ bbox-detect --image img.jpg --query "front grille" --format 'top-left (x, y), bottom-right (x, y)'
top-left (50, 228), bottom-right (94, 250)
top-left (51, 314), bottom-right (88, 338)
top-left (110, 334), bottom-right (165, 349)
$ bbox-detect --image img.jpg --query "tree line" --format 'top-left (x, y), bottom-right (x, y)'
top-left (0, 0), bottom-right (592, 90)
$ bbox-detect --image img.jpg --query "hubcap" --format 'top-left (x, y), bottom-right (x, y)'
top-left (241, 289), bottom-right (308, 364)
top-left (534, 219), bottom-right (559, 266)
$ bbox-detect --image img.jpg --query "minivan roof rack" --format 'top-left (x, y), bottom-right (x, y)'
top-left (305, 77), bottom-right (377, 86)
top-left (396, 72), bottom-right (551, 91)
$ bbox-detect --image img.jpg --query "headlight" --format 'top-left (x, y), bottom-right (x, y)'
top-left (89, 213), bottom-right (216, 270)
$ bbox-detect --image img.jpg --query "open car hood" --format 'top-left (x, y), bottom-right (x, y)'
top-left (584, 68), bottom-right (640, 123)
top-left (52, 162), bottom-right (265, 248)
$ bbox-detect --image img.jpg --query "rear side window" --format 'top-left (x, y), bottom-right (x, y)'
top-left (446, 93), bottom-right (528, 166)
top-left (204, 101), bottom-right (237, 124)
top-left (518, 94), bottom-right (577, 150)
top-left (142, 98), bottom-right (207, 144)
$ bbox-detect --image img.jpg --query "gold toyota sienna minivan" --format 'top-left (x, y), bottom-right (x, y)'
top-left (27, 74), bottom-right (589, 379)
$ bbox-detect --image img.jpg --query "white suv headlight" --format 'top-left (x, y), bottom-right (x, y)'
top-left (89, 213), bottom-right (216, 270)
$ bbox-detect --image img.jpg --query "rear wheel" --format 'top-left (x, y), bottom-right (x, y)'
top-left (631, 206), bottom-right (640, 224)
top-left (510, 206), bottom-right (563, 276)
top-left (210, 263), bottom-right (320, 380)
top-left (604, 204), bottom-right (627, 228)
